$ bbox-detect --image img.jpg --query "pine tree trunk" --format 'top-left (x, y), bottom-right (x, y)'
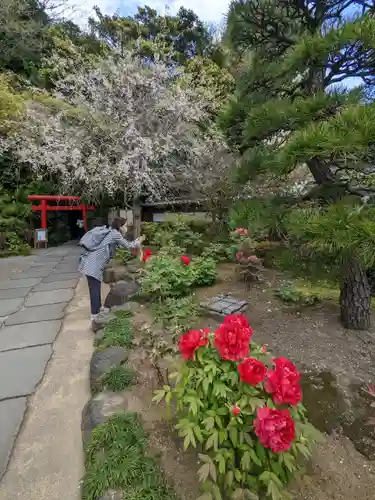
top-left (340, 258), bottom-right (371, 330)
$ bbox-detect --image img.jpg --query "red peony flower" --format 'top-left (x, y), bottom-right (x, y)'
top-left (235, 228), bottom-right (249, 236)
top-left (238, 357), bottom-right (267, 386)
top-left (264, 357), bottom-right (302, 406)
top-left (179, 329), bottom-right (209, 360)
top-left (231, 406), bottom-right (241, 416)
top-left (254, 406), bottom-right (295, 453)
top-left (142, 249), bottom-right (153, 262)
top-left (215, 315), bottom-right (252, 361)
top-left (181, 255), bottom-right (191, 265)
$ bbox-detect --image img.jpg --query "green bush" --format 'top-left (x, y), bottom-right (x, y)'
top-left (95, 314), bottom-right (133, 349)
top-left (201, 242), bottom-right (233, 262)
top-left (99, 365), bottom-right (137, 392)
top-left (274, 282), bottom-right (321, 306)
top-left (154, 315), bottom-right (322, 500)
top-left (193, 257), bottom-right (217, 286)
top-left (82, 413), bottom-right (176, 500)
top-left (141, 251), bottom-right (217, 299)
top-left (152, 295), bottom-right (201, 332)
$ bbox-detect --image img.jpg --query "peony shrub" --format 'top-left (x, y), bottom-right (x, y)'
top-left (140, 249), bottom-right (217, 298)
top-left (154, 314), bottom-right (321, 500)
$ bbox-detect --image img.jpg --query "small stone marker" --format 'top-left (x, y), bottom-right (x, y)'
top-left (201, 294), bottom-right (248, 317)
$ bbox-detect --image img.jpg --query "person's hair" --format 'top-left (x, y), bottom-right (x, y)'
top-left (111, 216), bottom-right (127, 231)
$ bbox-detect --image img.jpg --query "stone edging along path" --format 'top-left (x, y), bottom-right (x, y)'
top-left (80, 270), bottom-right (179, 500)
top-left (0, 244), bottom-right (82, 482)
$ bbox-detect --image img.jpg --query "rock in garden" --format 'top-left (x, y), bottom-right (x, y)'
top-left (81, 392), bottom-right (129, 443)
top-left (104, 280), bottom-right (140, 308)
top-left (110, 302), bottom-right (144, 315)
top-left (96, 490), bottom-right (123, 500)
top-left (90, 346), bottom-right (129, 391)
top-left (92, 312), bottom-right (116, 332)
top-left (103, 268), bottom-right (116, 284)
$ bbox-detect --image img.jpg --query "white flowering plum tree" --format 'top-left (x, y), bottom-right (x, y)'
top-left (2, 54), bottom-right (231, 206)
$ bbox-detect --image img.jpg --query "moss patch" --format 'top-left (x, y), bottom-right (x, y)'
top-left (99, 365), bottom-right (137, 392)
top-left (95, 315), bottom-right (133, 349)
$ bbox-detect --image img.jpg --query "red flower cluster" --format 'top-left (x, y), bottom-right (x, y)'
top-left (215, 314), bottom-right (253, 361)
top-left (254, 406), bottom-right (295, 453)
top-left (181, 255), bottom-right (191, 265)
top-left (142, 249), bottom-right (153, 262)
top-left (238, 357), bottom-right (267, 386)
top-left (179, 328), bottom-right (209, 360)
top-left (264, 357), bottom-right (302, 406)
top-left (235, 227), bottom-right (249, 236)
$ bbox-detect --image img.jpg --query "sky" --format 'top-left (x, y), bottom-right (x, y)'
top-left (66, 0), bottom-right (230, 26)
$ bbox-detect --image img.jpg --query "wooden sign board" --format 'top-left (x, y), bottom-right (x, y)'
top-left (34, 228), bottom-right (48, 249)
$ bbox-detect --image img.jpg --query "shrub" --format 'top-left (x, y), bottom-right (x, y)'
top-left (274, 282), bottom-right (321, 306)
top-left (115, 248), bottom-right (135, 265)
top-left (154, 315), bottom-right (321, 500)
top-left (99, 365), bottom-right (137, 392)
top-left (201, 242), bottom-right (233, 263)
top-left (140, 249), bottom-right (217, 298)
top-left (141, 253), bottom-right (195, 298)
top-left (82, 412), bottom-right (176, 500)
top-left (95, 315), bottom-right (133, 349)
top-left (193, 257), bottom-right (217, 286)
top-left (152, 295), bottom-right (201, 334)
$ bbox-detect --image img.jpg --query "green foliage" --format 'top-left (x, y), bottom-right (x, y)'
top-left (95, 314), bottom-right (133, 349)
top-left (152, 295), bottom-right (201, 333)
top-left (141, 249), bottom-right (217, 299)
top-left (0, 74), bottom-right (25, 132)
top-left (115, 248), bottom-right (135, 265)
top-left (193, 257), bottom-right (218, 286)
top-left (154, 324), bottom-right (322, 500)
top-left (274, 282), bottom-right (320, 306)
top-left (99, 365), bottom-right (137, 392)
top-left (2, 233), bottom-right (31, 256)
top-left (142, 219), bottom-right (208, 255)
top-left (82, 412), bottom-right (176, 500)
top-left (141, 252), bottom-right (196, 298)
top-left (201, 242), bottom-right (233, 263)
top-left (89, 5), bottom-right (214, 64)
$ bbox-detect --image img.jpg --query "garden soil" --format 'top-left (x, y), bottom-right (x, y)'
top-left (120, 264), bottom-right (375, 500)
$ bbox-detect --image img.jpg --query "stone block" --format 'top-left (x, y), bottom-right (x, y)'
top-left (33, 279), bottom-right (79, 291)
top-left (81, 392), bottom-right (128, 442)
top-left (0, 398), bottom-right (27, 480)
top-left (104, 281), bottom-right (140, 309)
top-left (25, 289), bottom-right (74, 307)
top-left (92, 312), bottom-right (116, 333)
top-left (43, 272), bottom-right (81, 283)
top-left (0, 287), bottom-right (31, 300)
top-left (0, 320), bottom-right (61, 352)
top-left (5, 303), bottom-right (66, 326)
top-left (0, 345), bottom-right (52, 399)
top-left (90, 346), bottom-right (128, 391)
top-left (0, 298), bottom-right (24, 316)
top-left (0, 278), bottom-right (41, 290)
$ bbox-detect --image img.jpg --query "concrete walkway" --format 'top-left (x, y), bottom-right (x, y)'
top-left (0, 243), bottom-right (88, 492)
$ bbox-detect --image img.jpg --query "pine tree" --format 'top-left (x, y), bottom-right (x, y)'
top-left (221, 0), bottom-right (375, 329)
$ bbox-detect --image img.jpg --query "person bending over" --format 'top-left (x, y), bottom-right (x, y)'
top-left (79, 217), bottom-right (143, 320)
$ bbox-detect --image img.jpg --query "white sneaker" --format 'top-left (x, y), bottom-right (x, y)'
top-left (90, 314), bottom-right (99, 321)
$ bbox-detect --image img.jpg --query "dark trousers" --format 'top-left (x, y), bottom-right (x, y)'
top-left (87, 275), bottom-right (101, 315)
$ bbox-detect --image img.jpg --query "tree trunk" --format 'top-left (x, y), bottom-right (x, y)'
top-left (340, 258), bottom-right (371, 330)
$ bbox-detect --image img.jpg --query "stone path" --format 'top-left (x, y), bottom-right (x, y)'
top-left (0, 243), bottom-right (82, 480)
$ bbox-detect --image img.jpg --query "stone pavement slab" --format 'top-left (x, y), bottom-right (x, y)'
top-left (0, 345), bottom-right (52, 399)
top-left (0, 321), bottom-right (61, 352)
top-left (0, 288), bottom-right (31, 300)
top-left (0, 398), bottom-right (27, 479)
top-left (26, 289), bottom-right (74, 307)
top-left (5, 303), bottom-right (67, 326)
top-left (0, 278), bottom-right (42, 290)
top-left (11, 268), bottom-right (52, 279)
top-left (201, 294), bottom-right (248, 315)
top-left (43, 272), bottom-right (81, 283)
top-left (33, 279), bottom-right (79, 291)
top-left (0, 298), bottom-right (25, 316)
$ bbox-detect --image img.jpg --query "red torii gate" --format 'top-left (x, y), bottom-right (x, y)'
top-left (28, 195), bottom-right (95, 232)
